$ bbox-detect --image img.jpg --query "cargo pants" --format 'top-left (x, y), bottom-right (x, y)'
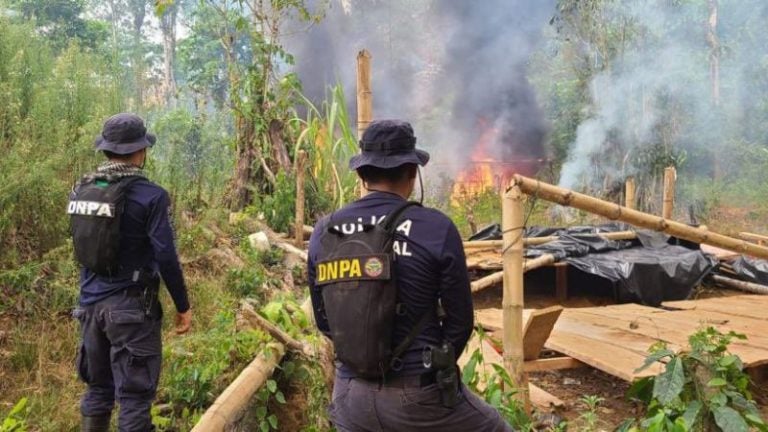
top-left (329, 375), bottom-right (514, 431)
top-left (74, 287), bottom-right (162, 432)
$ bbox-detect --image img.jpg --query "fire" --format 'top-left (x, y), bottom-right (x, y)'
top-left (451, 124), bottom-right (511, 204)
top-left (450, 121), bottom-right (544, 205)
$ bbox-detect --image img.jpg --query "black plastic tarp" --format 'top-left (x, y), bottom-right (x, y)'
top-left (469, 223), bottom-right (717, 306)
top-left (731, 256), bottom-right (768, 285)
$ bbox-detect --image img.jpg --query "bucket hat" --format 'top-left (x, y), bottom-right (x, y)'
top-left (94, 113), bottom-right (156, 155)
top-left (349, 119), bottom-right (430, 170)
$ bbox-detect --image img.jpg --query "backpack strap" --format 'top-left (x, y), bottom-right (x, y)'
top-left (390, 306), bottom-right (433, 369)
top-left (383, 200), bottom-right (427, 370)
top-left (381, 200), bottom-right (421, 234)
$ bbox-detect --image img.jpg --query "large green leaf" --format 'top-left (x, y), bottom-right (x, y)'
top-left (681, 400), bottom-right (702, 429)
top-left (635, 349), bottom-right (675, 373)
top-left (713, 406), bottom-right (749, 432)
top-left (652, 357), bottom-right (685, 405)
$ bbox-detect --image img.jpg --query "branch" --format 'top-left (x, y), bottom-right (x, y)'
top-left (240, 301), bottom-right (314, 357)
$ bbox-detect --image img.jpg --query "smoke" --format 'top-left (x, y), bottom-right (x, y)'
top-left (557, 1), bottom-right (768, 191)
top-left (283, 0), bottom-right (555, 176)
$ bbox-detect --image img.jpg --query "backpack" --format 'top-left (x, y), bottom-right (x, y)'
top-left (315, 201), bottom-right (431, 378)
top-left (67, 175), bottom-right (143, 277)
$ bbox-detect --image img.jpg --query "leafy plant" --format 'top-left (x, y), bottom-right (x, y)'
top-left (461, 330), bottom-right (537, 431)
top-left (1, 398), bottom-right (29, 432)
top-left (620, 327), bottom-right (767, 432)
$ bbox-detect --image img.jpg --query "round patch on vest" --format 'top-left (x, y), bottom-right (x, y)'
top-left (364, 257), bottom-right (384, 277)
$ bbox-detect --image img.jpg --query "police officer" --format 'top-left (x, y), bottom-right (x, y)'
top-left (308, 120), bottom-right (512, 431)
top-left (72, 113), bottom-right (192, 431)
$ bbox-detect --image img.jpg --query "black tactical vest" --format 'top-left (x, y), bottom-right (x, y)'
top-left (315, 201), bottom-right (425, 378)
top-left (68, 175), bottom-right (142, 276)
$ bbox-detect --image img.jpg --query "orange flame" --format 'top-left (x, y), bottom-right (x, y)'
top-left (451, 123), bottom-right (512, 203)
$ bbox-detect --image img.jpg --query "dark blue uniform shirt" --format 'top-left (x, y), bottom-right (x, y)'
top-left (76, 179), bottom-right (190, 313)
top-left (308, 191), bottom-right (474, 377)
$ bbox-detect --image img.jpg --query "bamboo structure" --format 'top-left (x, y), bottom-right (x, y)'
top-left (470, 254), bottom-right (557, 293)
top-left (356, 50), bottom-right (372, 139)
top-left (192, 344), bottom-right (285, 431)
top-left (512, 174), bottom-right (768, 260)
top-left (501, 184), bottom-right (530, 411)
top-left (295, 151), bottom-right (307, 247)
top-left (463, 231), bottom-right (637, 249)
top-left (625, 177), bottom-right (636, 210)
top-left (662, 167), bottom-right (676, 219)
top-left (740, 232), bottom-right (768, 246)
top-left (711, 275), bottom-right (768, 295)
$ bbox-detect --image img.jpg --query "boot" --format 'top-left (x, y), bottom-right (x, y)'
top-left (81, 415), bottom-right (111, 432)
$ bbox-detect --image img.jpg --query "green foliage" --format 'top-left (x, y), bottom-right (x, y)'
top-left (461, 330), bottom-right (537, 431)
top-left (0, 398), bottom-right (28, 432)
top-left (0, 15), bottom-right (121, 266)
top-left (295, 84), bottom-right (359, 211)
top-left (622, 327), bottom-right (766, 431)
top-left (160, 310), bottom-right (267, 410)
top-left (149, 108), bottom-right (234, 211)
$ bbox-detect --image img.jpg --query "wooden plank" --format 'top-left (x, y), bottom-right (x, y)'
top-left (524, 357), bottom-right (586, 373)
top-left (523, 306), bottom-right (563, 361)
top-left (544, 331), bottom-right (663, 381)
top-left (577, 306), bottom-right (768, 366)
top-left (663, 296), bottom-right (768, 320)
top-left (476, 308), bottom-right (532, 332)
top-left (701, 244), bottom-right (741, 261)
top-left (529, 383), bottom-right (565, 410)
top-left (457, 332), bottom-right (564, 409)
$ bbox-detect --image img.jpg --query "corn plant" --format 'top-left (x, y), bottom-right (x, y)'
top-left (294, 85), bottom-right (359, 211)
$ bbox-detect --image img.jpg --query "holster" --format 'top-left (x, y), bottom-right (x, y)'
top-left (133, 269), bottom-right (161, 318)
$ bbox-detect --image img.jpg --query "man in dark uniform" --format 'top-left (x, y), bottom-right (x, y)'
top-left (72, 113), bottom-right (192, 431)
top-left (308, 119), bottom-right (512, 431)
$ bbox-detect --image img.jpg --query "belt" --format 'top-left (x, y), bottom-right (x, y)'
top-left (359, 371), bottom-right (437, 388)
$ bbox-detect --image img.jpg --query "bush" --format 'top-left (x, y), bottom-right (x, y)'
top-left (619, 327), bottom-right (767, 432)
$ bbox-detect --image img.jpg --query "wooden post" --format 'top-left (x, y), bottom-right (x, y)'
top-left (356, 50), bottom-right (372, 198)
top-left (356, 50), bottom-right (372, 140)
top-left (662, 167), bottom-right (676, 219)
top-left (625, 176), bottom-right (636, 210)
top-left (511, 174), bottom-right (768, 260)
top-left (502, 183), bottom-right (530, 411)
top-left (295, 150), bottom-right (307, 247)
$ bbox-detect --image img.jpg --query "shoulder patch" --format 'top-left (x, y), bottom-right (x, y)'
top-left (315, 254), bottom-right (391, 286)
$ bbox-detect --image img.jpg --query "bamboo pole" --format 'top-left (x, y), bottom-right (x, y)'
top-left (711, 275), bottom-right (768, 295)
top-left (502, 184), bottom-right (530, 411)
top-left (463, 231), bottom-right (637, 249)
top-left (662, 167), bottom-right (676, 219)
top-left (470, 254), bottom-right (557, 293)
top-left (512, 174), bottom-right (768, 260)
top-left (625, 176), bottom-right (636, 210)
top-left (192, 344), bottom-right (285, 431)
top-left (356, 50), bottom-right (372, 140)
top-left (739, 232), bottom-right (768, 246)
top-left (356, 49), bottom-right (372, 198)
top-left (294, 150), bottom-right (307, 247)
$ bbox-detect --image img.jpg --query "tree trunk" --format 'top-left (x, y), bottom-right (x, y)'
top-left (159, 3), bottom-right (178, 105)
top-left (129, 0), bottom-right (148, 108)
top-left (707, 0), bottom-right (722, 180)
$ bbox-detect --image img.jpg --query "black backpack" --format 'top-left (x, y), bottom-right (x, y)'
top-left (316, 201), bottom-right (430, 378)
top-left (67, 175), bottom-right (142, 276)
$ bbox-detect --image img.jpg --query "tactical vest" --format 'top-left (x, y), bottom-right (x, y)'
top-left (67, 175), bottom-right (142, 277)
top-left (316, 201), bottom-right (430, 378)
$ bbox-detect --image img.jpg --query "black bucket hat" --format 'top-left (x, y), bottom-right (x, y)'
top-left (349, 119), bottom-right (430, 170)
top-left (94, 113), bottom-right (156, 155)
